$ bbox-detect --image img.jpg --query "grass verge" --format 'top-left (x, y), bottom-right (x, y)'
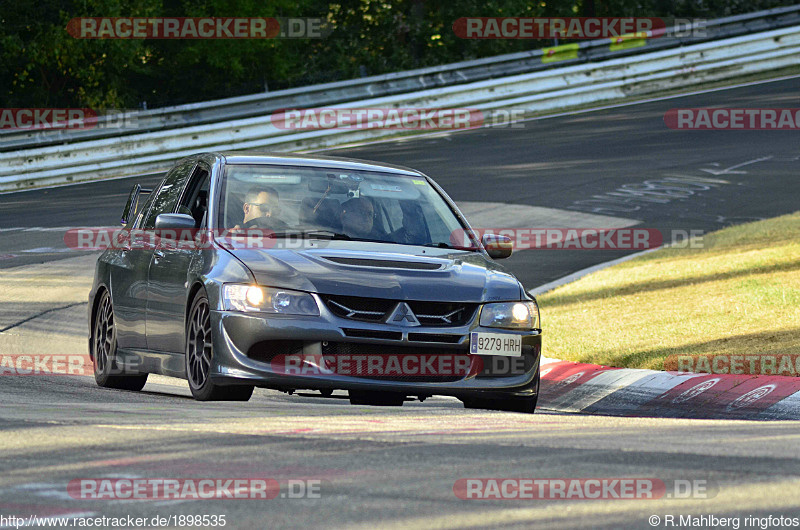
top-left (538, 212), bottom-right (800, 371)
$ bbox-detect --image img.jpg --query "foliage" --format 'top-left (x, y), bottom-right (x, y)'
top-left (1, 0), bottom-right (797, 109)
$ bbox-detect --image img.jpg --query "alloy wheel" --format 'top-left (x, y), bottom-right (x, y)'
top-left (94, 292), bottom-right (115, 374)
top-left (187, 298), bottom-right (212, 390)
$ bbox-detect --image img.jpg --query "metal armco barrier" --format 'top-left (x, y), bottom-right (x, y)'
top-left (2, 5), bottom-right (798, 153)
top-left (1, 9), bottom-right (799, 191)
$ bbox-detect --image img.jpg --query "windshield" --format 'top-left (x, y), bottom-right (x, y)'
top-left (217, 164), bottom-right (474, 248)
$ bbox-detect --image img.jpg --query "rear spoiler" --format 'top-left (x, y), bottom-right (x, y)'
top-left (120, 184), bottom-right (153, 226)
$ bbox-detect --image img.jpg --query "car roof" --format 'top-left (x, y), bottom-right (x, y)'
top-left (209, 152), bottom-right (424, 177)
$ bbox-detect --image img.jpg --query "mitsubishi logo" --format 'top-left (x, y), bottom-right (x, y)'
top-left (388, 302), bottom-right (420, 327)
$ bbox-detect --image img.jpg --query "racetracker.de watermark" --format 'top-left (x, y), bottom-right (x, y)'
top-left (68, 478), bottom-right (323, 500)
top-left (271, 353), bottom-right (478, 378)
top-left (452, 228), bottom-right (706, 250)
top-left (0, 354), bottom-right (93, 376)
top-left (452, 17), bottom-right (665, 39)
top-left (0, 108), bottom-right (97, 130)
top-left (453, 478), bottom-right (716, 500)
top-left (666, 354), bottom-right (800, 376)
top-left (270, 108), bottom-right (516, 130)
top-left (0, 108), bottom-right (145, 131)
top-left (271, 108), bottom-right (479, 130)
top-left (66, 17), bottom-right (330, 39)
top-left (665, 108), bottom-right (800, 130)
top-left (63, 228), bottom-right (311, 251)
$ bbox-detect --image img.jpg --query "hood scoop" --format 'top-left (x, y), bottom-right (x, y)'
top-left (320, 256), bottom-right (444, 270)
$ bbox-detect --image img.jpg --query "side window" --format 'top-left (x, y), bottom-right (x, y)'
top-left (177, 166), bottom-right (211, 228)
top-left (131, 185), bottom-right (160, 229)
top-left (143, 160), bottom-right (196, 229)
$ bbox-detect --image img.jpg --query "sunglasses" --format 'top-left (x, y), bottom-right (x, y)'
top-left (247, 202), bottom-right (275, 211)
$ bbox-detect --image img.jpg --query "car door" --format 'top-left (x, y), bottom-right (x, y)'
top-left (145, 163), bottom-right (210, 353)
top-left (110, 184), bottom-right (160, 351)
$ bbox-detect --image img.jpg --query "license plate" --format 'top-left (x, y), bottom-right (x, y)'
top-left (470, 332), bottom-right (522, 357)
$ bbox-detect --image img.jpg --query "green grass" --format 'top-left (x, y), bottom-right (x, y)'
top-left (538, 211), bottom-right (800, 371)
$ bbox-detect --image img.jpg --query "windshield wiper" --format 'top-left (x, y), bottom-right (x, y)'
top-left (272, 231), bottom-right (467, 247)
top-left (424, 242), bottom-right (478, 251)
top-left (268, 230), bottom-right (353, 240)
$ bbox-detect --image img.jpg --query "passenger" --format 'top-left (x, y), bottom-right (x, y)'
top-left (341, 197), bottom-right (383, 239)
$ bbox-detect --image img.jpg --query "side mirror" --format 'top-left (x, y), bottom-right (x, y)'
top-left (154, 213), bottom-right (196, 238)
top-left (482, 233), bottom-right (513, 259)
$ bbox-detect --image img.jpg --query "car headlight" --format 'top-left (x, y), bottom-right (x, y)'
top-left (480, 300), bottom-right (540, 330)
top-left (222, 284), bottom-right (319, 315)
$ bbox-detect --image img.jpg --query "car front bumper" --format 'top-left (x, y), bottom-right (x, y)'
top-left (208, 307), bottom-right (541, 399)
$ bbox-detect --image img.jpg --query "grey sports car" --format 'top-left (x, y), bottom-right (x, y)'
top-left (88, 152), bottom-right (542, 412)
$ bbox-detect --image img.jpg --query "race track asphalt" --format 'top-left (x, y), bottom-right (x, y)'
top-left (1, 76), bottom-right (799, 529)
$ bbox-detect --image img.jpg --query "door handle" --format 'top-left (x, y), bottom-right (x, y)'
top-left (154, 249), bottom-right (166, 259)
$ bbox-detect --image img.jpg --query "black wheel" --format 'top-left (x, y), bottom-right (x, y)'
top-left (92, 290), bottom-right (148, 391)
top-left (186, 291), bottom-right (254, 402)
top-left (319, 389), bottom-right (334, 397)
top-left (462, 372), bottom-right (539, 414)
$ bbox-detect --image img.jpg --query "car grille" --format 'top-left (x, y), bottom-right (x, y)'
top-left (342, 328), bottom-right (403, 340)
top-left (321, 295), bottom-right (477, 326)
top-left (407, 333), bottom-right (463, 344)
top-left (341, 329), bottom-right (463, 343)
top-left (323, 295), bottom-right (394, 322)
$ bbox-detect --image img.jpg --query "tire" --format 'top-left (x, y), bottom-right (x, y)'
top-left (462, 372), bottom-right (540, 414)
top-left (185, 291), bottom-right (254, 402)
top-left (92, 290), bottom-right (148, 391)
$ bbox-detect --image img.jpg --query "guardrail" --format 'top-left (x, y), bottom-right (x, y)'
top-left (2, 14), bottom-right (799, 191)
top-left (2, 5), bottom-right (799, 154)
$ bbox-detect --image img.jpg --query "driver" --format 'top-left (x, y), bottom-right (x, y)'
top-left (234, 186), bottom-right (288, 230)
